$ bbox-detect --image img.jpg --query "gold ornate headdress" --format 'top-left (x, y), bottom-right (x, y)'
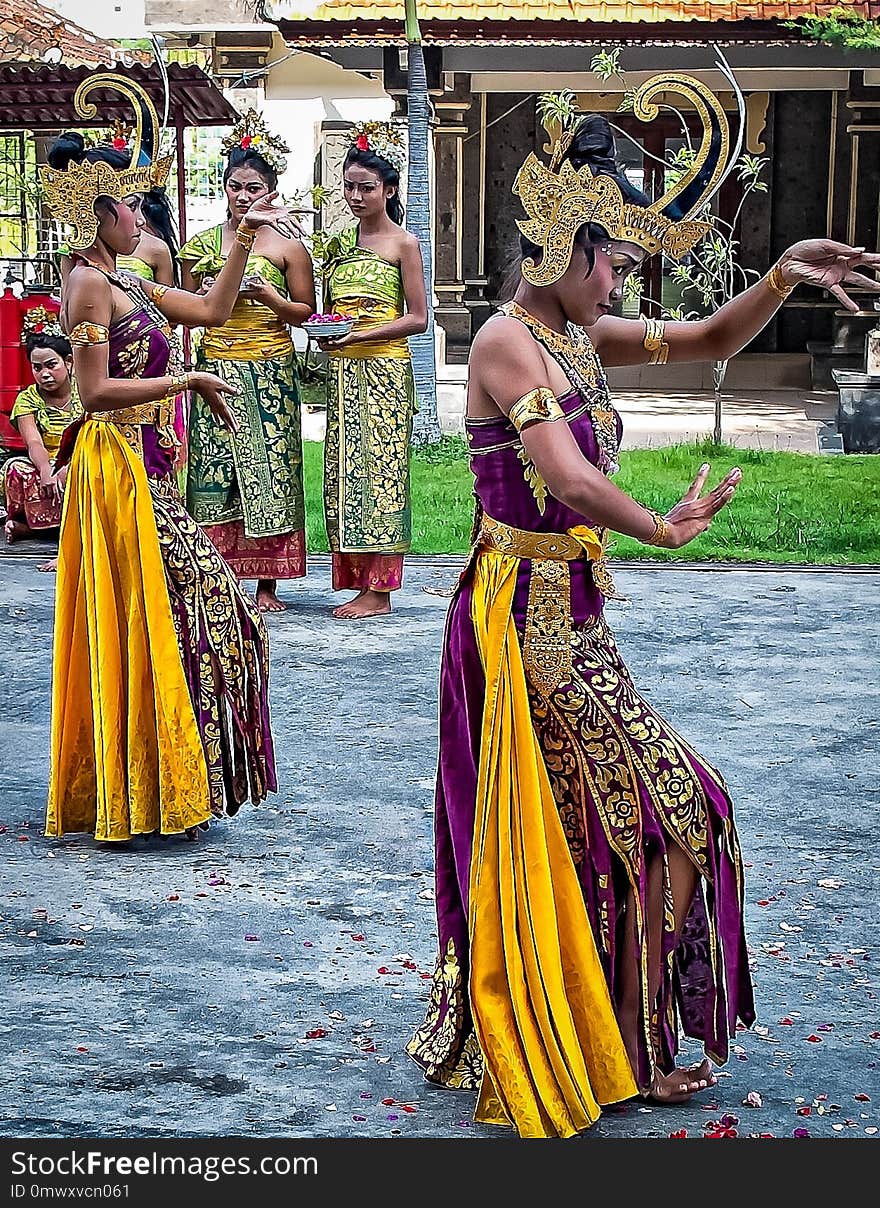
top-left (351, 120), bottom-right (406, 175)
top-left (221, 109), bottom-right (289, 174)
top-left (21, 306), bottom-right (64, 342)
top-left (39, 75), bottom-right (173, 252)
top-left (514, 65), bottom-right (743, 286)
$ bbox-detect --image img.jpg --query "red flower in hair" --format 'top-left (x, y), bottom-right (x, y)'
top-left (112, 137), bottom-right (127, 151)
top-left (241, 135), bottom-right (252, 149)
top-left (356, 134), bottom-right (370, 152)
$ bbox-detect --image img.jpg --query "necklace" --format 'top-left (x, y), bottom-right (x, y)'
top-left (500, 301), bottom-right (620, 474)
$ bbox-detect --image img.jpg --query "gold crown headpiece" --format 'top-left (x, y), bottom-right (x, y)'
top-left (221, 109), bottom-right (289, 174)
top-left (515, 67), bottom-right (742, 286)
top-left (351, 121), bottom-right (406, 175)
top-left (21, 306), bottom-right (64, 342)
top-left (39, 75), bottom-right (173, 252)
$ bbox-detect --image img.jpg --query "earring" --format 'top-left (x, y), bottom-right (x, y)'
top-left (601, 244), bottom-right (613, 255)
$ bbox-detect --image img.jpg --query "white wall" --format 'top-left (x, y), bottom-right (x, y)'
top-left (46, 0), bottom-right (147, 40)
top-left (262, 49), bottom-right (393, 204)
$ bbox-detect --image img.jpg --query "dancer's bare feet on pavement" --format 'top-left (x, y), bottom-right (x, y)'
top-left (333, 588), bottom-right (392, 619)
top-left (256, 579), bottom-right (286, 612)
top-left (38, 557), bottom-right (58, 573)
top-left (643, 1058), bottom-right (717, 1105)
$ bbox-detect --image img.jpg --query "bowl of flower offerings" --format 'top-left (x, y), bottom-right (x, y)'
top-left (303, 312), bottom-right (355, 340)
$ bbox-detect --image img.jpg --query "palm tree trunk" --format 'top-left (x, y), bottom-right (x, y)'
top-left (404, 3), bottom-right (441, 444)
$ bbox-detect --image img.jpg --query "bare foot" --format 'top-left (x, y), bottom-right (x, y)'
top-left (333, 589), bottom-right (392, 619)
top-left (4, 518), bottom-right (30, 544)
top-left (643, 1059), bottom-right (717, 1105)
top-left (38, 557), bottom-right (58, 573)
top-left (256, 579), bottom-right (287, 613)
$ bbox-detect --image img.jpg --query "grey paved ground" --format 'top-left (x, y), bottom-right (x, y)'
top-left (0, 555), bottom-right (877, 1140)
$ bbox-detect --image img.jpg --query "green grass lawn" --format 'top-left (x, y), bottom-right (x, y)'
top-left (303, 434), bottom-right (880, 564)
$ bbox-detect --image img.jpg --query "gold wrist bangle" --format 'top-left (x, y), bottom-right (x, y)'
top-left (235, 222), bottom-right (257, 251)
top-left (646, 509), bottom-right (671, 547)
top-left (766, 262), bottom-right (794, 301)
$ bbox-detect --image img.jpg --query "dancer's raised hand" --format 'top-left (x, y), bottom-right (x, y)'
top-left (778, 239), bottom-right (880, 313)
top-left (241, 191), bottom-right (306, 240)
top-left (656, 463), bottom-right (742, 549)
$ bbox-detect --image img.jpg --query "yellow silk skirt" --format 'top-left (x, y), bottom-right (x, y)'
top-left (46, 420), bottom-right (212, 841)
top-left (467, 549), bottom-right (637, 1137)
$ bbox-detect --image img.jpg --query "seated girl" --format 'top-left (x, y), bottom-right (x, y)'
top-left (1, 325), bottom-right (83, 569)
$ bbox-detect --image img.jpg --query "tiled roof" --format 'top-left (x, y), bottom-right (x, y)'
top-left (0, 0), bottom-right (142, 68)
top-left (269, 1), bottom-right (880, 22)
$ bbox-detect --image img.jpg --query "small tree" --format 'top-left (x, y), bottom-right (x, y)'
top-left (537, 50), bottom-right (767, 444)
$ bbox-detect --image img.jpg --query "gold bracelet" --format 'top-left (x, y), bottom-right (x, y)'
top-left (151, 283), bottom-right (170, 302)
top-left (166, 372), bottom-right (190, 398)
top-left (645, 509), bottom-right (671, 547)
top-left (766, 262), bottom-right (794, 301)
top-left (235, 222), bottom-right (257, 251)
top-left (643, 317), bottom-right (669, 365)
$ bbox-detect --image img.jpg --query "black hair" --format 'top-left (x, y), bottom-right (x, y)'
top-left (47, 131), bottom-right (131, 227)
top-left (502, 114), bottom-right (650, 300)
top-left (26, 332), bottom-right (73, 361)
top-left (142, 188), bottom-right (180, 285)
top-left (343, 146), bottom-right (404, 225)
top-left (223, 146), bottom-right (278, 192)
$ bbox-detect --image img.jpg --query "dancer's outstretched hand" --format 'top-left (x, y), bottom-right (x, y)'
top-left (190, 371), bottom-right (239, 434)
top-left (241, 192), bottom-right (305, 240)
top-left (779, 240), bottom-right (880, 313)
top-left (656, 463), bottom-right (742, 549)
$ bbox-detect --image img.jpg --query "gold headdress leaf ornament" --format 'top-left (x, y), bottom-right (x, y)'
top-left (514, 70), bottom-right (737, 286)
top-left (39, 75), bottom-right (173, 252)
top-left (221, 109), bottom-right (289, 174)
top-left (351, 120), bottom-right (406, 175)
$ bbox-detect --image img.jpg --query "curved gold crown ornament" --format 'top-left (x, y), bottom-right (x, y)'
top-left (39, 75), bottom-right (173, 251)
top-left (514, 58), bottom-right (744, 287)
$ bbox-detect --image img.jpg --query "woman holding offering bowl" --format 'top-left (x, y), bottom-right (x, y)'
top-left (316, 121), bottom-right (428, 619)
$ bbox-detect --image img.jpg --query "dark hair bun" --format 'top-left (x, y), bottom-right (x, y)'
top-left (565, 114), bottom-right (619, 176)
top-left (48, 131), bottom-right (86, 171)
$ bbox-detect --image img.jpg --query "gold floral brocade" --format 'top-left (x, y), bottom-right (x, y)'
top-left (478, 513), bottom-right (623, 697)
top-left (404, 938), bottom-right (483, 1091)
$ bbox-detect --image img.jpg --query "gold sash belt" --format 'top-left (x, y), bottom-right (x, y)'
top-left (477, 513), bottom-right (623, 697)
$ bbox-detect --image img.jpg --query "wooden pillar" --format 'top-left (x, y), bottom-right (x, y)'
top-left (433, 76), bottom-right (473, 363)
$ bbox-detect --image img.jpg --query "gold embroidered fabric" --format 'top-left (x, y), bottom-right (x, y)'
top-left (643, 317), bottom-right (670, 365)
top-left (69, 322), bottom-right (109, 347)
top-left (478, 514), bottom-right (624, 695)
top-left (404, 937), bottom-right (484, 1090)
top-left (508, 387), bottom-right (564, 433)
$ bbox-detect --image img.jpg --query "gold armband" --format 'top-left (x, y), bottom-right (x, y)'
top-left (765, 262), bottom-right (794, 301)
top-left (235, 222), bottom-right (257, 252)
top-left (645, 509), bottom-right (671, 547)
top-left (643, 317), bottom-right (669, 365)
top-left (69, 322), bottom-right (109, 347)
top-left (151, 284), bottom-right (170, 302)
top-left (508, 387), bottom-right (564, 433)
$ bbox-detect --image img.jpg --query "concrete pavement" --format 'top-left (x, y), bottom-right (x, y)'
top-left (0, 557), bottom-right (877, 1139)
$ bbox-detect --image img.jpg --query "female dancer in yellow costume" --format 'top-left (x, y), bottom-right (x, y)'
top-left (40, 80), bottom-right (300, 843)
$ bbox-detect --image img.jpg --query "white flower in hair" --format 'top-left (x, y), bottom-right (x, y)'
top-left (351, 121), bottom-right (406, 174)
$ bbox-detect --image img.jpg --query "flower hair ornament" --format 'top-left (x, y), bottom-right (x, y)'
top-left (21, 306), bottom-right (64, 342)
top-left (221, 110), bottom-right (289, 174)
top-left (351, 121), bottom-right (406, 175)
top-left (514, 58), bottom-right (745, 286)
top-left (39, 75), bottom-right (173, 251)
